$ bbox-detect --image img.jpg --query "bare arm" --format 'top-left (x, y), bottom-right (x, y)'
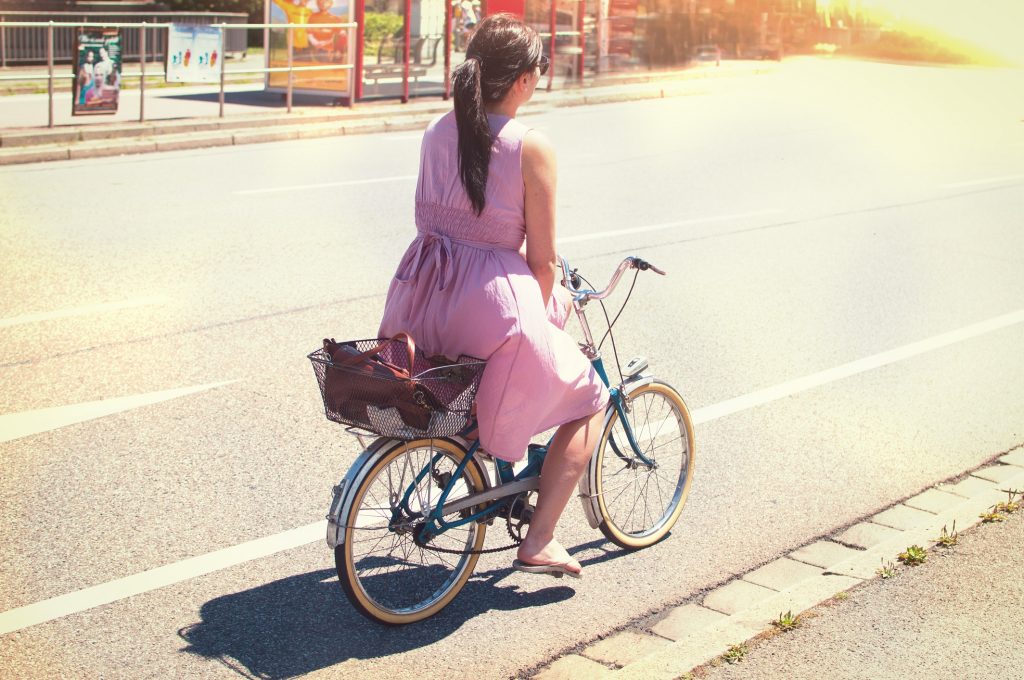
top-left (522, 129), bottom-right (558, 304)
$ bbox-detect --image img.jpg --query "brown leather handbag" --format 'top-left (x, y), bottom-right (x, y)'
top-left (321, 333), bottom-right (444, 432)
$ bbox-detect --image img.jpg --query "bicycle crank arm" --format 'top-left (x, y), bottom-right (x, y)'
top-left (436, 477), bottom-right (541, 518)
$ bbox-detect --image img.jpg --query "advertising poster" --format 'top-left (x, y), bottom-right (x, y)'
top-left (72, 29), bottom-right (122, 116)
top-left (267, 0), bottom-right (352, 96)
top-left (167, 24), bottom-right (224, 83)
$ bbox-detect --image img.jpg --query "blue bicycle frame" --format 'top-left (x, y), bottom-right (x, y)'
top-left (401, 352), bottom-right (653, 543)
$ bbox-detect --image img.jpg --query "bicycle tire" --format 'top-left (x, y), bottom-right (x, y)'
top-left (585, 380), bottom-right (696, 549)
top-left (335, 438), bottom-right (488, 624)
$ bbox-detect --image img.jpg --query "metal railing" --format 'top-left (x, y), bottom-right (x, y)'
top-left (0, 20), bottom-right (356, 128)
top-left (0, 11), bottom-right (249, 65)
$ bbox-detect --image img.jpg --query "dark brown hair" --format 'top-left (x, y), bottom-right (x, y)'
top-left (451, 14), bottom-right (543, 215)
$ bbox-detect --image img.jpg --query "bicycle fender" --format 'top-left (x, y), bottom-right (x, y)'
top-left (326, 437), bottom-right (393, 549)
top-left (577, 405), bottom-right (617, 529)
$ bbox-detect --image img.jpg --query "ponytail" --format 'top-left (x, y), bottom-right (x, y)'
top-left (450, 15), bottom-right (542, 216)
top-left (452, 56), bottom-right (491, 216)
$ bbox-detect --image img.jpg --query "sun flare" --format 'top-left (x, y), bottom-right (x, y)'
top-left (829, 0), bottom-right (1024, 65)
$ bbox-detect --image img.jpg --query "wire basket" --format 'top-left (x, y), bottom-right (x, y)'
top-left (308, 338), bottom-right (485, 440)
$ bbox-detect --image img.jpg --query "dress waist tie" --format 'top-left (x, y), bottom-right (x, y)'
top-left (394, 233), bottom-right (455, 291)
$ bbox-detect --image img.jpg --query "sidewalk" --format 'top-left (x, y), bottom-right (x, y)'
top-left (531, 447), bottom-right (1024, 679)
top-left (0, 60), bottom-right (773, 165)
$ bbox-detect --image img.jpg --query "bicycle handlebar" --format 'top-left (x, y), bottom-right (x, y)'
top-left (559, 255), bottom-right (666, 302)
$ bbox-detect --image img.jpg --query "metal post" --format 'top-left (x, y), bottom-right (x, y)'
top-left (1, 17), bottom-right (7, 70)
top-left (443, 1), bottom-right (451, 100)
top-left (219, 24), bottom-right (226, 118)
top-left (547, 0), bottom-right (556, 91)
top-left (286, 26), bottom-right (293, 113)
top-left (47, 22), bottom-right (54, 128)
top-left (354, 0), bottom-right (364, 100)
top-left (139, 23), bottom-right (146, 122)
top-left (577, 0), bottom-right (585, 82)
top-left (401, 0), bottom-right (411, 104)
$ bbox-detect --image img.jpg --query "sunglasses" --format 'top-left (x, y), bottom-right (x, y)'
top-left (536, 54), bottom-right (549, 76)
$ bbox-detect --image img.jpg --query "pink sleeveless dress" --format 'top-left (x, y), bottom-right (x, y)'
top-left (379, 111), bottom-right (609, 461)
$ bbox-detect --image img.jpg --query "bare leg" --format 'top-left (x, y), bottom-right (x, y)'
top-left (517, 408), bottom-right (605, 574)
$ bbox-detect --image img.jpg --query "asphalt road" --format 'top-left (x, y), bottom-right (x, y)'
top-left (1, 58), bottom-right (1023, 678)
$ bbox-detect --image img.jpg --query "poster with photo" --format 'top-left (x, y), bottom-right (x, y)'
top-left (167, 24), bottom-right (224, 83)
top-left (266, 0), bottom-right (352, 97)
top-left (73, 29), bottom-right (122, 116)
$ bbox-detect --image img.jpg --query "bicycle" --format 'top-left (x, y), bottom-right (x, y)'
top-left (313, 255), bottom-right (696, 625)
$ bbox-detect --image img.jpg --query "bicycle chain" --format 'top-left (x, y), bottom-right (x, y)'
top-left (416, 494), bottom-right (529, 556)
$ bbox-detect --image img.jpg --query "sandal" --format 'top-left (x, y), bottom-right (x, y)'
top-left (512, 558), bottom-right (583, 579)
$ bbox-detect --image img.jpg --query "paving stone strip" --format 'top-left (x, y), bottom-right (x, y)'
top-left (532, 451), bottom-right (1024, 680)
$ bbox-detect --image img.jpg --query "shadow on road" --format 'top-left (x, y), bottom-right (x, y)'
top-left (178, 565), bottom-right (575, 678)
top-left (161, 84), bottom-right (449, 109)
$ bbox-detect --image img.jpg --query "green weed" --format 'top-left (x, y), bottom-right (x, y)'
top-left (935, 521), bottom-right (959, 548)
top-left (994, 489), bottom-right (1020, 515)
top-left (898, 545), bottom-right (928, 566)
top-left (771, 610), bottom-right (802, 632)
top-left (722, 643), bottom-right (747, 665)
top-left (876, 558), bottom-right (898, 579)
top-left (980, 509), bottom-right (1006, 523)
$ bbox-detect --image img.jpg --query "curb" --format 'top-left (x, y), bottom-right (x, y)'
top-left (0, 63), bottom-right (776, 166)
top-left (531, 447), bottom-right (1024, 680)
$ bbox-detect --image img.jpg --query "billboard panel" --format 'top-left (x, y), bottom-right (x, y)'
top-left (167, 25), bottom-right (224, 83)
top-left (267, 0), bottom-right (353, 97)
top-left (72, 29), bottom-right (122, 116)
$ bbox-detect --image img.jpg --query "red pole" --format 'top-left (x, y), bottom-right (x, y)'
top-left (355, 0), bottom-right (365, 100)
top-left (402, 0), bottom-right (411, 103)
top-left (576, 0), bottom-right (584, 81)
top-left (443, 0), bottom-right (452, 99)
top-left (547, 0), bottom-right (555, 91)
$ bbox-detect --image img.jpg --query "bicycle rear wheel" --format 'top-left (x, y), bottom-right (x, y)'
top-left (335, 438), bottom-right (487, 624)
top-left (586, 380), bottom-right (695, 549)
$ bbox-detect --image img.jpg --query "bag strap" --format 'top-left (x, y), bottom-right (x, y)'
top-left (325, 334), bottom-right (417, 376)
top-left (390, 332), bottom-right (417, 373)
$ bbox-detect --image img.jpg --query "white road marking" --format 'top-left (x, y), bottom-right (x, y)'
top-left (558, 209), bottom-right (782, 244)
top-left (0, 522), bottom-right (324, 636)
top-left (941, 174), bottom-right (1024, 189)
top-left (0, 297), bottom-right (171, 329)
top-left (2, 309), bottom-right (1023, 633)
top-left (234, 175), bottom-right (416, 195)
top-left (0, 381), bottom-right (238, 445)
top-left (691, 309), bottom-right (1024, 424)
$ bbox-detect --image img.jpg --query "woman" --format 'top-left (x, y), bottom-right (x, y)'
top-left (379, 14), bottom-right (608, 579)
top-left (77, 50), bottom-right (95, 107)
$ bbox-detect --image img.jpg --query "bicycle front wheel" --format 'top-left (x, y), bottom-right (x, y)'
top-left (587, 380), bottom-right (696, 549)
top-left (335, 438), bottom-right (488, 625)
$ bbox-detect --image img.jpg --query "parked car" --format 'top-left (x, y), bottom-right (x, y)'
top-left (742, 42), bottom-right (782, 61)
top-left (694, 44), bottom-right (721, 66)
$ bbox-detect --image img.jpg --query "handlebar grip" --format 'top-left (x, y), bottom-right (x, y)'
top-left (632, 257), bottom-right (666, 275)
